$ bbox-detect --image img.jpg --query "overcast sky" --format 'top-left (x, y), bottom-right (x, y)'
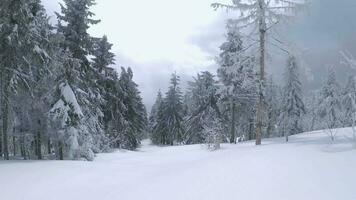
top-left (42, 0), bottom-right (356, 109)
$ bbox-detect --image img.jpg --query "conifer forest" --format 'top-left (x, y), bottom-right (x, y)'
top-left (1, 1), bottom-right (356, 200)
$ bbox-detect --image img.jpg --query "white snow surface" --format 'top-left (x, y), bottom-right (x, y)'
top-left (1, 128), bottom-right (356, 200)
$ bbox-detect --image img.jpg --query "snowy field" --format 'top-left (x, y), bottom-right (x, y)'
top-left (1, 128), bottom-right (356, 200)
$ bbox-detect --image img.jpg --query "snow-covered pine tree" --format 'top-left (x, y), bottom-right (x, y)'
top-left (92, 35), bottom-right (116, 75)
top-left (151, 98), bottom-right (167, 145)
top-left (265, 77), bottom-right (281, 138)
top-left (149, 90), bottom-right (163, 136)
top-left (0, 0), bottom-right (51, 160)
top-left (153, 73), bottom-right (184, 145)
top-left (26, 2), bottom-right (54, 160)
top-left (184, 71), bottom-right (222, 147)
top-left (217, 23), bottom-right (257, 143)
top-left (279, 56), bottom-right (305, 142)
top-left (91, 35), bottom-right (116, 150)
top-left (54, 0), bottom-right (108, 159)
top-left (48, 30), bottom-right (102, 160)
top-left (341, 52), bottom-right (356, 145)
top-left (101, 69), bottom-right (127, 150)
top-left (342, 76), bottom-right (356, 128)
top-left (56, 0), bottom-right (100, 69)
top-left (303, 92), bottom-right (319, 132)
top-left (318, 67), bottom-right (342, 141)
top-left (212, 0), bottom-right (307, 145)
top-left (117, 67), bottom-right (147, 150)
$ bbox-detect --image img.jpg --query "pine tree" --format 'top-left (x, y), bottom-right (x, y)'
top-left (116, 67), bottom-right (147, 150)
top-left (265, 77), bottom-right (281, 138)
top-left (56, 0), bottom-right (100, 69)
top-left (0, 0), bottom-right (51, 159)
top-left (92, 35), bottom-right (116, 74)
top-left (304, 92), bottom-right (320, 132)
top-left (149, 90), bottom-right (163, 135)
top-left (55, 0), bottom-right (108, 159)
top-left (342, 76), bottom-right (356, 127)
top-left (318, 67), bottom-right (341, 141)
top-left (217, 23), bottom-right (257, 143)
top-left (102, 69), bottom-right (126, 150)
top-left (153, 73), bottom-right (184, 145)
top-left (91, 35), bottom-right (116, 150)
top-left (279, 56), bottom-right (305, 142)
top-left (184, 71), bottom-right (222, 146)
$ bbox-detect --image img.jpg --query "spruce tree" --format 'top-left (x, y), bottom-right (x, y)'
top-left (153, 73), bottom-right (184, 145)
top-left (318, 67), bottom-right (341, 141)
top-left (0, 0), bottom-right (50, 159)
top-left (279, 56), bottom-right (305, 142)
top-left (55, 0), bottom-right (108, 158)
top-left (91, 35), bottom-right (116, 150)
top-left (265, 77), bottom-right (281, 138)
top-left (56, 0), bottom-right (100, 69)
top-left (217, 23), bottom-right (257, 143)
top-left (149, 90), bottom-right (163, 135)
top-left (342, 76), bottom-right (356, 127)
top-left (92, 35), bottom-right (115, 74)
top-left (117, 67), bottom-right (147, 150)
top-left (184, 71), bottom-right (221, 145)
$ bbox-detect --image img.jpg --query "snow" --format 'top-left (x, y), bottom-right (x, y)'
top-left (49, 99), bottom-right (70, 126)
top-left (1, 128), bottom-right (356, 200)
top-left (60, 82), bottom-right (83, 117)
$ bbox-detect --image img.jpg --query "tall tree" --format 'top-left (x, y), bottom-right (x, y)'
top-left (342, 76), bottom-right (356, 127)
top-left (56, 0), bottom-right (100, 69)
top-left (91, 35), bottom-right (116, 148)
top-left (279, 56), bottom-right (305, 142)
top-left (265, 77), bottom-right (281, 138)
top-left (153, 73), bottom-right (184, 145)
top-left (0, 0), bottom-right (50, 159)
top-left (184, 71), bottom-right (221, 145)
top-left (212, 0), bottom-right (306, 145)
top-left (149, 90), bottom-right (163, 135)
top-left (92, 35), bottom-right (115, 74)
top-left (117, 67), bottom-right (147, 150)
top-left (217, 24), bottom-right (257, 143)
top-left (55, 0), bottom-right (109, 159)
top-left (318, 67), bottom-right (341, 141)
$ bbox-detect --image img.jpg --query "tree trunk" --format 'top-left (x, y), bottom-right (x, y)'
top-left (36, 119), bottom-right (42, 160)
top-left (47, 139), bottom-right (51, 155)
top-left (12, 136), bottom-right (16, 156)
top-left (0, 66), bottom-right (2, 158)
top-left (58, 141), bottom-right (64, 160)
top-left (255, 0), bottom-right (266, 146)
top-left (230, 101), bottom-right (236, 143)
top-left (266, 113), bottom-right (272, 138)
top-left (0, 124), bottom-right (2, 158)
top-left (20, 131), bottom-right (27, 160)
top-left (248, 118), bottom-right (254, 140)
top-left (2, 75), bottom-right (10, 159)
top-left (310, 115), bottom-right (316, 131)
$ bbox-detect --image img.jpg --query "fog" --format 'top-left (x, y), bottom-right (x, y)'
top-left (42, 0), bottom-right (356, 109)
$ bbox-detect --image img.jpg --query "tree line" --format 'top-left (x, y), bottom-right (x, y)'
top-left (148, 23), bottom-right (356, 149)
top-left (0, 0), bottom-right (147, 161)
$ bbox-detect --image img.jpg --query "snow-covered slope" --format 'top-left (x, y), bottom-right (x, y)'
top-left (1, 128), bottom-right (356, 200)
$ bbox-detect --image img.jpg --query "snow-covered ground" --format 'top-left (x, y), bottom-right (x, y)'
top-left (1, 128), bottom-right (356, 200)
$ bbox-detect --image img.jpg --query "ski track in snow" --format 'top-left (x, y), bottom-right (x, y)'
top-left (1, 128), bottom-right (356, 200)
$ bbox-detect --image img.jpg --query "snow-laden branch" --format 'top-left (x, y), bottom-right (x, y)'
top-left (341, 51), bottom-right (356, 70)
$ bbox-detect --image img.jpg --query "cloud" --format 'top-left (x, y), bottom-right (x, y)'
top-left (42, 0), bottom-right (356, 107)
